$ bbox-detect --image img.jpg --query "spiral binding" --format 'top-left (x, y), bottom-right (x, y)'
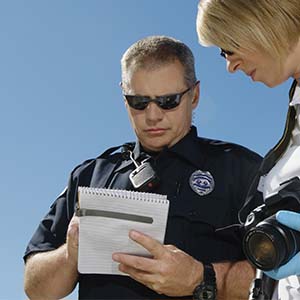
top-left (78, 186), bottom-right (168, 204)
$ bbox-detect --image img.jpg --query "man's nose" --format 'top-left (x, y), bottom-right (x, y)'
top-left (145, 101), bottom-right (164, 122)
top-left (226, 57), bottom-right (241, 73)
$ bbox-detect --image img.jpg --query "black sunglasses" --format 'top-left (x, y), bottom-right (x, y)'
top-left (123, 81), bottom-right (199, 110)
top-left (220, 48), bottom-right (234, 58)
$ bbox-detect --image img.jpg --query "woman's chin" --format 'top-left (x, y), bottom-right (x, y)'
top-left (261, 78), bottom-right (287, 88)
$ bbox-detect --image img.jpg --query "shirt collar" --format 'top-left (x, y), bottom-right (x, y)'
top-left (164, 126), bottom-right (206, 168)
top-left (290, 85), bottom-right (300, 106)
top-left (115, 126), bottom-right (207, 172)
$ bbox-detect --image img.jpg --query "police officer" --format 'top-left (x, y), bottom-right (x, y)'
top-left (24, 35), bottom-right (262, 300)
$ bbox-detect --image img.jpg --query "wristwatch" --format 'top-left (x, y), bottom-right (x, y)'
top-left (193, 263), bottom-right (217, 300)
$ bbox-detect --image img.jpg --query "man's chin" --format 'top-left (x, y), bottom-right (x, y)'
top-left (141, 140), bottom-right (168, 153)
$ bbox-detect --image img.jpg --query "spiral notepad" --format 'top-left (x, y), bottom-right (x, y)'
top-left (77, 187), bottom-right (169, 275)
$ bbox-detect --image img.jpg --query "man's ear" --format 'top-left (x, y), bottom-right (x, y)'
top-left (192, 80), bottom-right (200, 109)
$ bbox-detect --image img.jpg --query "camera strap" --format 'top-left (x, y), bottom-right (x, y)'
top-left (248, 270), bottom-right (276, 300)
top-left (98, 142), bottom-right (136, 160)
top-left (240, 80), bottom-right (298, 223)
top-left (95, 142), bottom-right (137, 189)
top-left (259, 80), bottom-right (297, 175)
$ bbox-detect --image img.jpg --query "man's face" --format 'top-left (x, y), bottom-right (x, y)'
top-left (124, 60), bottom-right (199, 152)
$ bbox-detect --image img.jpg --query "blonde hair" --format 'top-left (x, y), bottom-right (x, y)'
top-left (121, 35), bottom-right (196, 91)
top-left (197, 0), bottom-right (300, 59)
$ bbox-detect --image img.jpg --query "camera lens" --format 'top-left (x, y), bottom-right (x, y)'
top-left (243, 215), bottom-right (300, 271)
top-left (247, 232), bottom-right (277, 268)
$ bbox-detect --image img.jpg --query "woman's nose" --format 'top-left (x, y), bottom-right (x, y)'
top-left (226, 57), bottom-right (241, 73)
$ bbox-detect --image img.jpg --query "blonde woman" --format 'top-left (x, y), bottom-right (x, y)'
top-left (197, 1), bottom-right (300, 299)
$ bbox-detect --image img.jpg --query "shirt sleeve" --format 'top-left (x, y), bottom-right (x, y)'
top-left (23, 175), bottom-right (77, 262)
top-left (214, 148), bottom-right (263, 261)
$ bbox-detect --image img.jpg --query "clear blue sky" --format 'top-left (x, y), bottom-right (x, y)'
top-left (1, 1), bottom-right (292, 299)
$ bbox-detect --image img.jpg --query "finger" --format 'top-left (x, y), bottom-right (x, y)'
top-left (164, 244), bottom-right (178, 251)
top-left (67, 216), bottom-right (79, 247)
top-left (129, 230), bottom-right (165, 258)
top-left (68, 216), bottom-right (79, 234)
top-left (70, 214), bottom-right (79, 224)
top-left (68, 215), bottom-right (79, 231)
top-left (264, 252), bottom-right (300, 279)
top-left (276, 211), bottom-right (300, 231)
top-left (118, 264), bottom-right (161, 293)
top-left (119, 263), bottom-right (153, 280)
top-left (66, 216), bottom-right (79, 264)
top-left (164, 244), bottom-right (183, 253)
top-left (112, 253), bottom-right (157, 273)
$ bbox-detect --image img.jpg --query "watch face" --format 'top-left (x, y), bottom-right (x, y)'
top-left (194, 284), bottom-right (216, 300)
top-left (199, 287), bottom-right (215, 300)
top-left (193, 263), bottom-right (217, 300)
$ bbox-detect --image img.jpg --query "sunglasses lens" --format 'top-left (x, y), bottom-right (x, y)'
top-left (125, 96), bottom-right (149, 110)
top-left (159, 95), bottom-right (180, 109)
top-left (220, 48), bottom-right (226, 58)
top-left (220, 48), bottom-right (234, 58)
top-left (124, 91), bottom-right (183, 110)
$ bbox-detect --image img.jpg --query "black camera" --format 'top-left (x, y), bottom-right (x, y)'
top-left (243, 177), bottom-right (300, 271)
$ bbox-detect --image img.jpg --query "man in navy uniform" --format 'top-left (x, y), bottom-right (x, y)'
top-left (24, 36), bottom-right (262, 300)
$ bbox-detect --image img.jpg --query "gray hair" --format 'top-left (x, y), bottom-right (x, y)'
top-left (121, 35), bottom-right (197, 91)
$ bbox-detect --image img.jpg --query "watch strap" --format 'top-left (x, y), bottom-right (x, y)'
top-left (203, 263), bottom-right (216, 284)
top-left (193, 263), bottom-right (217, 300)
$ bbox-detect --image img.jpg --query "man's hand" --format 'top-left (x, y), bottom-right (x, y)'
top-left (24, 215), bottom-right (79, 299)
top-left (112, 230), bottom-right (203, 296)
top-left (66, 215), bottom-right (79, 266)
top-left (264, 210), bottom-right (300, 280)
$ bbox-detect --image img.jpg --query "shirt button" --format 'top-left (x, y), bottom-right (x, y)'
top-left (189, 211), bottom-right (198, 216)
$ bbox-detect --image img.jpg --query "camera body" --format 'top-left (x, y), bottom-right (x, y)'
top-left (243, 177), bottom-right (300, 271)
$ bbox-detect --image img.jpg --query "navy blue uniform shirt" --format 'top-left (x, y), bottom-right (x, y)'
top-left (24, 126), bottom-right (262, 299)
